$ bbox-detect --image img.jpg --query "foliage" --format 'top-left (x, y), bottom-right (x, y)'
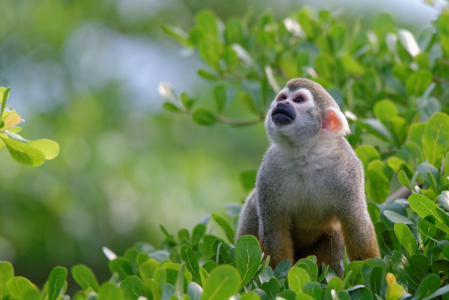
top-left (4, 5), bottom-right (449, 300)
top-left (0, 87), bottom-right (59, 166)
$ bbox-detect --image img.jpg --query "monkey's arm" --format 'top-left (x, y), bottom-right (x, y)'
top-left (258, 206), bottom-right (294, 268)
top-left (339, 202), bottom-right (380, 260)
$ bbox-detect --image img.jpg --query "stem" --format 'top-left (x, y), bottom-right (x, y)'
top-left (218, 116), bottom-right (264, 126)
top-left (433, 76), bottom-right (449, 86)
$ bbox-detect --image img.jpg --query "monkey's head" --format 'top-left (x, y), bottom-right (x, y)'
top-left (265, 78), bottom-right (350, 146)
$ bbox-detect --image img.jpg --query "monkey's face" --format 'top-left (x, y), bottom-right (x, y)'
top-left (266, 87), bottom-right (321, 144)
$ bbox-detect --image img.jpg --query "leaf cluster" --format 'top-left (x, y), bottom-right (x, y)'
top-left (0, 87), bottom-right (60, 166)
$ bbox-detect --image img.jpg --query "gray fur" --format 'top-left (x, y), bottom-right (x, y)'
top-left (236, 78), bottom-right (380, 276)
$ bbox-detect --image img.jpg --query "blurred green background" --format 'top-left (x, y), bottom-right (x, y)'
top-left (0, 0), bottom-right (442, 292)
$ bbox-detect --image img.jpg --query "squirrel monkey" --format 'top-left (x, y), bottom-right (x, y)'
top-left (236, 78), bottom-right (380, 275)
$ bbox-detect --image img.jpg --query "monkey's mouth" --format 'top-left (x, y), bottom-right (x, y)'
top-left (271, 107), bottom-right (296, 126)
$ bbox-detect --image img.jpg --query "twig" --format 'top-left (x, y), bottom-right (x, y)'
top-left (433, 76), bottom-right (449, 86)
top-left (218, 117), bottom-right (264, 126)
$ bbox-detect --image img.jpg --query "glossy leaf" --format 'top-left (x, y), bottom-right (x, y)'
top-left (72, 264), bottom-right (100, 293)
top-left (200, 266), bottom-right (240, 300)
top-left (423, 113), bottom-right (449, 168)
top-left (235, 235), bottom-right (261, 289)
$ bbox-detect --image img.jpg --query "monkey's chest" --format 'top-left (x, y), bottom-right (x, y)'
top-left (275, 165), bottom-right (336, 215)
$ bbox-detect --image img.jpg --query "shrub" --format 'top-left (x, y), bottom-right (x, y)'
top-left (2, 7), bottom-right (449, 300)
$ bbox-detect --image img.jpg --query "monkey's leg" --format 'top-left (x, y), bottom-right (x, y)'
top-left (236, 190), bottom-right (259, 240)
top-left (340, 207), bottom-right (380, 261)
top-left (310, 229), bottom-right (345, 277)
top-left (259, 211), bottom-right (294, 269)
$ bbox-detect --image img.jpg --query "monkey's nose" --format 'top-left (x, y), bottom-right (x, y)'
top-left (277, 101), bottom-right (289, 107)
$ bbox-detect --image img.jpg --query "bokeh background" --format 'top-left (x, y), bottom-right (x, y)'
top-left (0, 0), bottom-right (443, 293)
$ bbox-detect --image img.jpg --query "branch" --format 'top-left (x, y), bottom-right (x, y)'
top-left (218, 117), bottom-right (264, 126)
top-left (433, 76), bottom-right (449, 86)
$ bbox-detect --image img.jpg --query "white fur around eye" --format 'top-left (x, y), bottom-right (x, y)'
top-left (293, 88), bottom-right (315, 109)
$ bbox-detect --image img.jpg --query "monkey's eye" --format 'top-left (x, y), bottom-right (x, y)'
top-left (279, 96), bottom-right (287, 101)
top-left (294, 97), bottom-right (305, 103)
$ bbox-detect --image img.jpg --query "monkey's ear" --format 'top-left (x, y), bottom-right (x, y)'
top-left (321, 108), bottom-right (351, 136)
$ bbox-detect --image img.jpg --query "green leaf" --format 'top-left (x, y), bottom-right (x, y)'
top-left (373, 13), bottom-right (395, 38)
top-left (344, 261), bottom-right (363, 288)
top-left (361, 258), bottom-right (385, 289)
top-left (175, 264), bottom-right (186, 299)
top-left (98, 282), bottom-right (124, 300)
top-left (408, 194), bottom-right (449, 233)
top-left (325, 277), bottom-right (344, 300)
top-left (120, 276), bottom-right (145, 300)
top-left (302, 282), bottom-right (323, 299)
top-left (260, 277), bottom-right (280, 299)
top-left (198, 69), bottom-right (217, 81)
top-left (406, 70), bottom-right (432, 97)
top-left (160, 225), bottom-right (178, 245)
top-left (235, 235), bottom-right (261, 289)
top-left (422, 283), bottom-right (449, 300)
top-left (394, 222), bottom-right (418, 256)
top-left (191, 224), bottom-right (207, 248)
top-left (0, 87), bottom-right (10, 119)
top-left (109, 258), bottom-right (134, 281)
top-left (7, 277), bottom-right (36, 300)
top-left (213, 84), bottom-right (227, 114)
top-left (398, 171), bottom-right (410, 189)
top-left (163, 102), bottom-right (183, 114)
top-left (178, 229), bottom-right (190, 245)
top-left (0, 261), bottom-right (14, 299)
top-left (288, 267), bottom-right (310, 293)
top-left (366, 160), bottom-right (393, 203)
top-left (389, 117), bottom-right (408, 148)
top-left (274, 259), bottom-right (291, 281)
top-left (211, 214), bottom-right (235, 243)
top-left (239, 292), bottom-right (260, 300)
top-left (383, 210), bottom-right (415, 225)
top-left (225, 18), bottom-right (244, 45)
top-left (2, 137), bottom-right (45, 166)
top-left (373, 99), bottom-right (397, 125)
top-left (279, 52), bottom-right (298, 78)
top-left (414, 274), bottom-right (440, 300)
top-left (22, 289), bottom-right (40, 300)
top-left (409, 122), bottom-right (426, 150)
top-left (239, 92), bottom-right (259, 116)
top-left (386, 283), bottom-right (403, 300)
top-left (200, 266), bottom-right (240, 300)
top-left (28, 139), bottom-right (59, 160)
top-left (239, 170), bottom-right (257, 193)
top-left (355, 145), bottom-right (381, 173)
top-left (139, 259), bottom-right (159, 281)
top-left (161, 25), bottom-right (190, 46)
top-left (347, 287), bottom-right (372, 300)
top-left (296, 292), bottom-right (314, 300)
top-left (192, 108), bottom-right (218, 126)
top-left (341, 54), bottom-right (364, 75)
top-left (314, 54), bottom-right (333, 81)
top-left (423, 113), bottom-right (449, 168)
top-left (409, 254), bottom-right (430, 280)
top-left (48, 266), bottom-right (67, 300)
top-left (198, 38), bottom-right (221, 71)
top-left (181, 245), bottom-right (200, 283)
top-left (200, 268), bottom-right (209, 288)
top-left (72, 264), bottom-right (100, 293)
top-left (195, 10), bottom-right (219, 39)
top-left (294, 259), bottom-right (318, 282)
top-left (369, 266), bottom-right (382, 296)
